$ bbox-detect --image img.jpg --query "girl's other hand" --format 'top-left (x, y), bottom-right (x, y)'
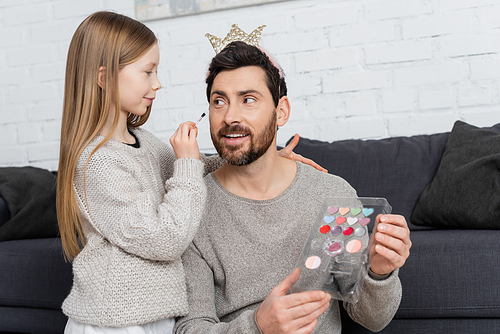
top-left (278, 134), bottom-right (328, 173)
top-left (170, 121), bottom-right (200, 160)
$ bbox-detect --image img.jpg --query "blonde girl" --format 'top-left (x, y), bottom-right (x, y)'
top-left (57, 11), bottom-right (221, 333)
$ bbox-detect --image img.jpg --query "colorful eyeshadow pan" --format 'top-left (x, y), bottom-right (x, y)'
top-left (362, 208), bottom-right (374, 216)
top-left (359, 218), bottom-right (370, 226)
top-left (354, 227), bottom-right (366, 236)
top-left (336, 217), bottom-right (347, 225)
top-left (351, 208), bottom-right (362, 216)
top-left (347, 217), bottom-right (358, 225)
top-left (323, 239), bottom-right (343, 256)
top-left (320, 225), bottom-right (331, 234)
top-left (330, 226), bottom-right (342, 236)
top-left (343, 227), bottom-right (354, 236)
top-left (329, 242), bottom-right (341, 253)
top-left (328, 207), bottom-right (339, 214)
top-left (346, 239), bottom-right (362, 253)
top-left (324, 216), bottom-right (335, 224)
top-left (339, 207), bottom-right (350, 215)
top-left (305, 256), bottom-right (322, 270)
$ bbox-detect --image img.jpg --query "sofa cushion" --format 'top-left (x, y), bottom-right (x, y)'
top-left (394, 229), bottom-right (500, 318)
top-left (340, 316), bottom-right (500, 334)
top-left (0, 238), bottom-right (72, 309)
top-left (287, 133), bottom-right (449, 231)
top-left (0, 196), bottom-right (9, 228)
top-left (0, 306), bottom-right (68, 333)
top-left (0, 167), bottom-right (59, 241)
top-left (411, 121), bottom-right (500, 229)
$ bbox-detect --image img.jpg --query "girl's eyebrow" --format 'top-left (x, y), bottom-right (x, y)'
top-left (143, 61), bottom-right (158, 68)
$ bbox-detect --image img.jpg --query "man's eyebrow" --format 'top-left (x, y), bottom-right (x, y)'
top-left (237, 89), bottom-right (262, 96)
top-left (211, 89), bottom-right (263, 98)
top-left (211, 90), bottom-right (228, 98)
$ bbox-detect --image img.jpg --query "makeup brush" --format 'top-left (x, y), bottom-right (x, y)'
top-left (195, 112), bottom-right (206, 126)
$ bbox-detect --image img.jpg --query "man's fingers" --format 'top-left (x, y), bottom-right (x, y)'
top-left (256, 269), bottom-right (330, 334)
top-left (281, 290), bottom-right (330, 311)
top-left (376, 215), bottom-right (412, 252)
top-left (286, 292), bottom-right (330, 318)
top-left (269, 268), bottom-right (301, 297)
top-left (375, 244), bottom-right (408, 268)
top-left (377, 214), bottom-right (408, 229)
top-left (293, 298), bottom-right (330, 333)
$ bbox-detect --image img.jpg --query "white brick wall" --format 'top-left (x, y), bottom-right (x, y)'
top-left (1, 0), bottom-right (500, 170)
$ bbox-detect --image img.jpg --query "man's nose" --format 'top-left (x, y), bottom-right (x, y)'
top-left (223, 102), bottom-right (242, 125)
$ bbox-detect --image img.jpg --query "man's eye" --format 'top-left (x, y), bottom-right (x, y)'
top-left (214, 99), bottom-right (224, 105)
top-left (244, 97), bottom-right (256, 103)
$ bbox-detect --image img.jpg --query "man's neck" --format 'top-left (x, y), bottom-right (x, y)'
top-left (213, 147), bottom-right (297, 200)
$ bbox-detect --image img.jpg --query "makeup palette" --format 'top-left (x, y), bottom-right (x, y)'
top-left (291, 197), bottom-right (391, 303)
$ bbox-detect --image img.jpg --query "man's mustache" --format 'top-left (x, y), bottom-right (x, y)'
top-left (217, 125), bottom-right (252, 137)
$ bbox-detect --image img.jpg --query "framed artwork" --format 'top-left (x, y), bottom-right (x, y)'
top-left (136, 0), bottom-right (289, 21)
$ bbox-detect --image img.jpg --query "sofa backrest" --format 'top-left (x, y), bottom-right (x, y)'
top-left (289, 132), bottom-right (451, 231)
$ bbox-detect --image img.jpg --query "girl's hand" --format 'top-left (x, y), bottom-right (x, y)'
top-left (170, 121), bottom-right (200, 160)
top-left (278, 134), bottom-right (328, 173)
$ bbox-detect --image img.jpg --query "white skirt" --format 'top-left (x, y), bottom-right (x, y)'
top-left (64, 317), bottom-right (175, 334)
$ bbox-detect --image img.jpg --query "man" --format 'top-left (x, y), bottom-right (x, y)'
top-left (174, 41), bottom-right (411, 334)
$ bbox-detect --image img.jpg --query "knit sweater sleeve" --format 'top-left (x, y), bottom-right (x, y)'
top-left (174, 242), bottom-right (262, 334)
top-left (77, 148), bottom-right (207, 262)
top-left (156, 145), bottom-right (222, 180)
top-left (344, 269), bottom-right (402, 331)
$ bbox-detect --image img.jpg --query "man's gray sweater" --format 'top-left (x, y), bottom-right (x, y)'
top-left (175, 162), bottom-right (402, 334)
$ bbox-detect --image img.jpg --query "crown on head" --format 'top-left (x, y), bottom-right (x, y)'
top-left (205, 24), bottom-right (267, 54)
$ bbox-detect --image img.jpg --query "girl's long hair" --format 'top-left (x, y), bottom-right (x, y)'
top-left (57, 11), bottom-right (157, 261)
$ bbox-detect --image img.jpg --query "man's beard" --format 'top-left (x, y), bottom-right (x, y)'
top-left (211, 110), bottom-right (277, 166)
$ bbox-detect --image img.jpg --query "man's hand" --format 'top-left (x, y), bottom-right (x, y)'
top-left (255, 268), bottom-right (331, 334)
top-left (369, 214), bottom-right (412, 276)
top-left (170, 121), bottom-right (200, 160)
top-left (278, 134), bottom-right (328, 173)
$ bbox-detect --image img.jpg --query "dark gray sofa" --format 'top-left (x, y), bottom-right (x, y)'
top-left (1, 121), bottom-right (499, 333)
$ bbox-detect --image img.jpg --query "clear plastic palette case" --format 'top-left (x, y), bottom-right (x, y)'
top-left (291, 197), bottom-right (391, 303)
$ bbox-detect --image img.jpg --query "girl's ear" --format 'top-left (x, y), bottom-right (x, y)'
top-left (97, 66), bottom-right (106, 89)
top-left (276, 96), bottom-right (291, 127)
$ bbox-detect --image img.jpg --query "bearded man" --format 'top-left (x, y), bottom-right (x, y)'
top-left (174, 41), bottom-right (411, 334)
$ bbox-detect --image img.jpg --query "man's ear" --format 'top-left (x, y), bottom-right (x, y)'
top-left (97, 66), bottom-right (106, 89)
top-left (276, 96), bottom-right (291, 127)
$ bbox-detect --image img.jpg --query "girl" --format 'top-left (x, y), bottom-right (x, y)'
top-left (57, 10), bottom-right (319, 334)
top-left (57, 11), bottom-right (219, 333)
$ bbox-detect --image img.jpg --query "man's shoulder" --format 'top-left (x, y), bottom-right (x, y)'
top-left (298, 162), bottom-right (349, 182)
top-left (296, 162), bottom-right (357, 196)
top-left (203, 171), bottom-right (217, 183)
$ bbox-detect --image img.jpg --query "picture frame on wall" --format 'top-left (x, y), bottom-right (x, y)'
top-left (135, 0), bottom-right (289, 21)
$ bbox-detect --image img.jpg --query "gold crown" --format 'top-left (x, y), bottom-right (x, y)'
top-left (205, 24), bottom-right (266, 54)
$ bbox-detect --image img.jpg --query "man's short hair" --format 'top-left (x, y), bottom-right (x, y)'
top-left (205, 41), bottom-right (287, 107)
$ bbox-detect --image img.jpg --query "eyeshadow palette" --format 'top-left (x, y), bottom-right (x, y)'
top-left (291, 197), bottom-right (391, 303)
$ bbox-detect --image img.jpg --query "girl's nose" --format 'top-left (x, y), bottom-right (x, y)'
top-left (152, 76), bottom-right (161, 91)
